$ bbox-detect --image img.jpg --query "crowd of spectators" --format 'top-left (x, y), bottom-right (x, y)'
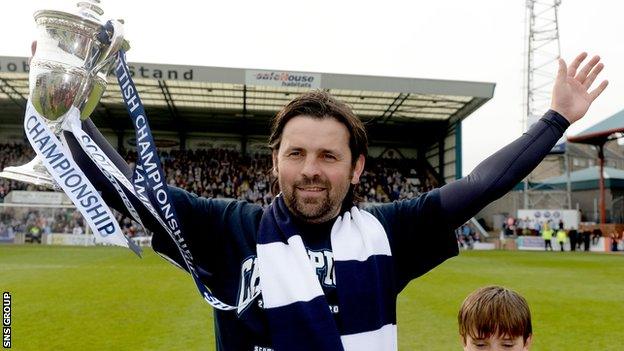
top-left (128, 148), bottom-right (276, 207)
top-left (359, 158), bottom-right (431, 203)
top-left (455, 222), bottom-right (482, 249)
top-left (1, 143), bottom-right (430, 237)
top-left (123, 148), bottom-right (431, 206)
top-left (0, 206), bottom-right (84, 241)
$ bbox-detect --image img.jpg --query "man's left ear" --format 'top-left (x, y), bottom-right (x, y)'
top-left (271, 150), bottom-right (279, 177)
top-left (351, 154), bottom-right (366, 184)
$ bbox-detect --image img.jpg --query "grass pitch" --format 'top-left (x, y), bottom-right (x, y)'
top-left (1, 245), bottom-right (622, 350)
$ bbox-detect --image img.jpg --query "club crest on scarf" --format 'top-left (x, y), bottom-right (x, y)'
top-left (236, 248), bottom-right (336, 315)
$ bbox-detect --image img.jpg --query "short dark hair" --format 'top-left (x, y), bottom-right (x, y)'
top-left (268, 90), bottom-right (368, 160)
top-left (458, 286), bottom-right (532, 343)
top-left (267, 90), bottom-right (368, 203)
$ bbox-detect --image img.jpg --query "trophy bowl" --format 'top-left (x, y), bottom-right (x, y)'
top-left (0, 1), bottom-right (123, 188)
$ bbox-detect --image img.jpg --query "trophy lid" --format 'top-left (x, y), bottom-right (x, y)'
top-left (34, 1), bottom-right (111, 38)
top-left (34, 1), bottom-right (129, 51)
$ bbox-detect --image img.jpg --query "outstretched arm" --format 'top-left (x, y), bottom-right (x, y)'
top-left (439, 52), bottom-right (608, 229)
top-left (439, 110), bottom-right (567, 229)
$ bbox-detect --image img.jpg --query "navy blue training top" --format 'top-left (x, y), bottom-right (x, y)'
top-left (68, 110), bottom-right (569, 351)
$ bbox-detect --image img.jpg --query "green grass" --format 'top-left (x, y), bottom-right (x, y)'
top-left (1, 246), bottom-right (622, 350)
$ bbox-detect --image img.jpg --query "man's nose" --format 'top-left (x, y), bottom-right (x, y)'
top-left (301, 155), bottom-right (321, 178)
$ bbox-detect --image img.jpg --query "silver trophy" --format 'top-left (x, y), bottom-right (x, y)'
top-left (0, 0), bottom-right (126, 188)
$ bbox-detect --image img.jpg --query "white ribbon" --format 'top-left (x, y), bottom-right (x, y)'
top-left (23, 101), bottom-right (140, 255)
top-left (62, 110), bottom-right (147, 233)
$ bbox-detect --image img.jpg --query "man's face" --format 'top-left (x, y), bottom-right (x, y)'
top-left (273, 115), bottom-right (365, 224)
top-left (463, 335), bottom-right (532, 351)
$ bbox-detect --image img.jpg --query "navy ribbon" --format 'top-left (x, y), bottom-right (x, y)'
top-left (115, 50), bottom-right (236, 311)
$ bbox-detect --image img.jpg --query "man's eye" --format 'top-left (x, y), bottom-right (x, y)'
top-left (323, 154), bottom-right (336, 160)
top-left (287, 151), bottom-right (301, 157)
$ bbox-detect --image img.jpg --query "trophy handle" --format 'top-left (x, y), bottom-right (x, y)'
top-left (71, 20), bottom-right (125, 113)
top-left (92, 20), bottom-right (125, 74)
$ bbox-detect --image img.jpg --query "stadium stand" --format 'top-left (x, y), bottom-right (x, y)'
top-left (0, 143), bottom-right (427, 236)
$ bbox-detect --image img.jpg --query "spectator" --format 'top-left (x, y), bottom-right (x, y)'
top-left (583, 228), bottom-right (591, 251)
top-left (592, 227), bottom-right (603, 246)
top-left (555, 228), bottom-right (567, 252)
top-left (504, 215), bottom-right (516, 236)
top-left (541, 223), bottom-right (554, 251)
top-left (568, 227), bottom-right (578, 251)
top-left (27, 225), bottom-right (42, 243)
top-left (610, 232), bottom-right (619, 252)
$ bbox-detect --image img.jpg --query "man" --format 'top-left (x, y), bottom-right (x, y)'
top-left (68, 53), bottom-right (605, 350)
top-left (592, 227), bottom-right (603, 246)
top-left (583, 226), bottom-right (591, 251)
top-left (541, 223), bottom-right (554, 251)
top-left (464, 223), bottom-right (475, 248)
top-left (568, 227), bottom-right (578, 251)
top-left (556, 228), bottom-right (567, 252)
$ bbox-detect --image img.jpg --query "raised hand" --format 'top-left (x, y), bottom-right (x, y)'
top-left (550, 52), bottom-right (608, 124)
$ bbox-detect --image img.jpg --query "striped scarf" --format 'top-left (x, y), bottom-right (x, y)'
top-left (257, 195), bottom-right (397, 350)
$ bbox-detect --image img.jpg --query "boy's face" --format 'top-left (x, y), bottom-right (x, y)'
top-left (463, 334), bottom-right (532, 351)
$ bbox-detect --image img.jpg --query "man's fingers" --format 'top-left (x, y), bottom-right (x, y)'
top-left (589, 80), bottom-right (608, 102)
top-left (575, 55), bottom-right (600, 83)
top-left (556, 58), bottom-right (567, 82)
top-left (567, 52), bottom-right (587, 78)
top-left (583, 63), bottom-right (604, 90)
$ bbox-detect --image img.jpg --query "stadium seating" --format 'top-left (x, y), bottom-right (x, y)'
top-left (0, 143), bottom-right (425, 236)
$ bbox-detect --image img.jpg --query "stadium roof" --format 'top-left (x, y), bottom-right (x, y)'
top-left (0, 56), bottom-right (495, 143)
top-left (567, 108), bottom-right (624, 145)
top-left (535, 166), bottom-right (624, 191)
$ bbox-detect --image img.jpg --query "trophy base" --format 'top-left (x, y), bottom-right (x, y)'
top-left (0, 157), bottom-right (57, 190)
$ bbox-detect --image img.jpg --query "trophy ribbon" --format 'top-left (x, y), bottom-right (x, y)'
top-left (59, 20), bottom-right (178, 245)
top-left (63, 108), bottom-right (209, 266)
top-left (114, 50), bottom-right (250, 311)
top-left (23, 100), bottom-right (141, 256)
top-left (62, 111), bottom-right (148, 241)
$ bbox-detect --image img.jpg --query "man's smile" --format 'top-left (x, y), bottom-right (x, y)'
top-left (296, 186), bottom-right (327, 194)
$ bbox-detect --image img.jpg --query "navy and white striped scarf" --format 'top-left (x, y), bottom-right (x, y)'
top-left (257, 195), bottom-right (397, 350)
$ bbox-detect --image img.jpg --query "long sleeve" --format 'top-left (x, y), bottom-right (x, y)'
top-left (63, 119), bottom-right (136, 216)
top-left (63, 120), bottom-right (261, 284)
top-left (64, 121), bottom-right (197, 268)
top-left (439, 109), bottom-right (570, 229)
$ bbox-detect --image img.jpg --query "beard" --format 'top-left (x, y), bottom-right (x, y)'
top-left (282, 175), bottom-right (346, 223)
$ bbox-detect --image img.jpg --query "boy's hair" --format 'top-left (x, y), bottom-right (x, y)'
top-left (458, 286), bottom-right (532, 343)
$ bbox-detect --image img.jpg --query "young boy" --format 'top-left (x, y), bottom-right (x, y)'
top-left (458, 286), bottom-right (533, 351)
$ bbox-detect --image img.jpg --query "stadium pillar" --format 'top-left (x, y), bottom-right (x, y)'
top-left (116, 130), bottom-right (123, 152)
top-left (438, 136), bottom-right (444, 180)
top-left (241, 85), bottom-right (248, 157)
top-left (455, 121), bottom-right (462, 179)
top-left (180, 132), bottom-right (186, 151)
top-left (242, 136), bottom-right (248, 157)
top-left (598, 144), bottom-right (606, 224)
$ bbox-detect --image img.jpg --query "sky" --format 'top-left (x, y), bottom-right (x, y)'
top-left (1, 0), bottom-right (622, 176)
